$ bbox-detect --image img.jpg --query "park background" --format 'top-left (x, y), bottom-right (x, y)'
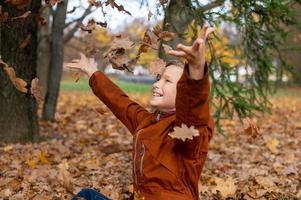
top-left (0, 0), bottom-right (301, 199)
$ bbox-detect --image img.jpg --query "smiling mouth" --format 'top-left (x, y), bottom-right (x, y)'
top-left (152, 92), bottom-right (163, 97)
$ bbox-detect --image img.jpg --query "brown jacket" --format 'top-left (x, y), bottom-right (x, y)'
top-left (89, 63), bottom-right (214, 200)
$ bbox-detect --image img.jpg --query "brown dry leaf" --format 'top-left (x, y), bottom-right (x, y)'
top-left (19, 34), bottom-right (31, 49)
top-left (80, 19), bottom-right (96, 33)
top-left (265, 138), bottom-right (279, 154)
top-left (0, 6), bottom-right (9, 23)
top-left (243, 117), bottom-right (259, 138)
top-left (212, 177), bottom-right (237, 197)
top-left (3, 66), bottom-right (28, 93)
top-left (105, 0), bottom-right (131, 15)
top-left (148, 59), bottom-right (166, 76)
top-left (255, 176), bottom-right (276, 189)
top-left (153, 25), bottom-right (176, 41)
top-left (89, 0), bottom-right (102, 7)
top-left (168, 123), bottom-right (199, 141)
top-left (11, 10), bottom-right (31, 21)
top-left (14, 77), bottom-right (28, 93)
top-left (103, 35), bottom-right (135, 71)
top-left (72, 71), bottom-right (81, 82)
top-left (138, 29), bottom-right (152, 55)
top-left (30, 78), bottom-right (43, 104)
top-left (58, 159), bottom-right (74, 194)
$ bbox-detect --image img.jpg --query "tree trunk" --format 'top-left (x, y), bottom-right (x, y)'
top-left (37, 6), bottom-right (51, 97)
top-left (0, 1), bottom-right (41, 142)
top-left (159, 0), bottom-right (193, 61)
top-left (42, 0), bottom-right (68, 121)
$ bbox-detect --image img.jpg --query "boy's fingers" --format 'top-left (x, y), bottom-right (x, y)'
top-left (168, 50), bottom-right (187, 57)
top-left (192, 38), bottom-right (204, 51)
top-left (176, 44), bottom-right (193, 57)
top-left (71, 59), bottom-right (80, 63)
top-left (200, 24), bottom-right (209, 39)
top-left (204, 27), bottom-right (215, 40)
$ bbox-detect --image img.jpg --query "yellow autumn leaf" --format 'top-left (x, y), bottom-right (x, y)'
top-left (168, 123), bottom-right (199, 141)
top-left (27, 159), bottom-right (37, 169)
top-left (212, 177), bottom-right (237, 197)
top-left (3, 145), bottom-right (14, 152)
top-left (58, 159), bottom-right (74, 193)
top-left (265, 138), bottom-right (279, 154)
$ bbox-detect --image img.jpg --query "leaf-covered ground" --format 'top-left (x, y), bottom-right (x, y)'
top-left (0, 91), bottom-right (300, 200)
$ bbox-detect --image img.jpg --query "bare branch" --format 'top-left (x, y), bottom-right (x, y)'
top-left (198, 0), bottom-right (225, 12)
top-left (63, 5), bottom-right (93, 43)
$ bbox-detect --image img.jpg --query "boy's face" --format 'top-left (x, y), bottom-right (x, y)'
top-left (149, 65), bottom-right (183, 113)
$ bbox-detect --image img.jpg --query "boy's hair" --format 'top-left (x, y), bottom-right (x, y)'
top-left (165, 60), bottom-right (185, 69)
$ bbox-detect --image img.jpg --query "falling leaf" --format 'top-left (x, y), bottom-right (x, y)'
top-left (58, 159), bottom-right (74, 194)
top-left (89, 0), bottom-right (102, 7)
top-left (30, 78), bottom-right (43, 104)
top-left (103, 35), bottom-right (136, 71)
top-left (243, 117), bottom-right (259, 138)
top-left (147, 11), bottom-right (153, 21)
top-left (153, 25), bottom-right (176, 41)
top-left (19, 34), bottom-right (31, 49)
top-left (168, 123), bottom-right (199, 141)
top-left (212, 177), bottom-right (237, 197)
top-left (105, 0), bottom-right (131, 15)
top-left (265, 138), bottom-right (279, 154)
top-left (72, 71), bottom-right (81, 82)
top-left (80, 19), bottom-right (96, 33)
top-left (96, 21), bottom-right (107, 28)
top-left (149, 59), bottom-right (166, 76)
top-left (137, 29), bottom-right (152, 55)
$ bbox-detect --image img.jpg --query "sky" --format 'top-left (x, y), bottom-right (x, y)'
top-left (66, 0), bottom-right (165, 33)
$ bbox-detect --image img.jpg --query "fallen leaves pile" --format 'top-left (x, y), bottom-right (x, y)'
top-left (0, 91), bottom-right (300, 199)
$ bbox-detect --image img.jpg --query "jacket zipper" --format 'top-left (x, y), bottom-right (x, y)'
top-left (140, 144), bottom-right (145, 177)
top-left (134, 130), bottom-right (143, 193)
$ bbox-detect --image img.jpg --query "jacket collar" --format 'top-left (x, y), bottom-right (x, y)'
top-left (151, 109), bottom-right (176, 123)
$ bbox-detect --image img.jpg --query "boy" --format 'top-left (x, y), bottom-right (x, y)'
top-left (66, 25), bottom-right (215, 200)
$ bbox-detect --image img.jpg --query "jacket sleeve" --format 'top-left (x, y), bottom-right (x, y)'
top-left (174, 62), bottom-right (214, 159)
top-left (89, 71), bottom-right (151, 134)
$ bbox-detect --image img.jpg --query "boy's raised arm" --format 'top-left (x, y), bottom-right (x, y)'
top-left (64, 53), bottom-right (151, 135)
top-left (168, 24), bottom-right (215, 159)
top-left (88, 70), bottom-right (151, 135)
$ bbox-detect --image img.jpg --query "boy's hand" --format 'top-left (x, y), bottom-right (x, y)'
top-left (168, 24), bottom-right (214, 80)
top-left (64, 53), bottom-right (98, 77)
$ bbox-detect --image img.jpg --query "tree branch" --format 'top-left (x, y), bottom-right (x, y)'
top-left (63, 5), bottom-right (93, 44)
top-left (198, 0), bottom-right (225, 12)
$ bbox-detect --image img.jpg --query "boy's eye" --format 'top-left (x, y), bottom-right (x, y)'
top-left (156, 74), bottom-right (161, 81)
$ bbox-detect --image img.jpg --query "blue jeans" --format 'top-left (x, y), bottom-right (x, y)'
top-left (72, 188), bottom-right (112, 200)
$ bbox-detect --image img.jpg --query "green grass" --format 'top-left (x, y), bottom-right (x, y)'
top-left (60, 76), bottom-right (151, 93)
